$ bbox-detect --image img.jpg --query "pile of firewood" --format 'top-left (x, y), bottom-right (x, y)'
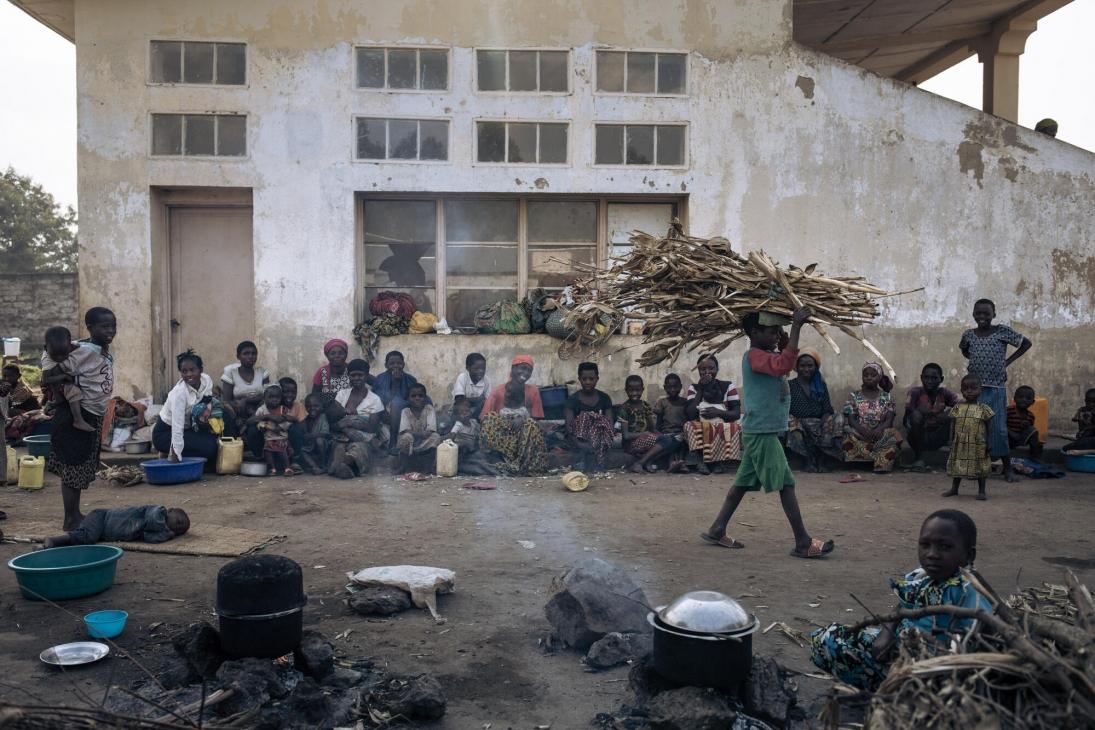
top-left (563, 224), bottom-right (917, 377)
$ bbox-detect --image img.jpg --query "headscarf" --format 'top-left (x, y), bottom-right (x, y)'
top-left (798, 348), bottom-right (825, 400)
top-left (323, 338), bottom-right (348, 356)
top-left (512, 354), bottom-right (534, 368)
top-left (863, 362), bottom-right (894, 393)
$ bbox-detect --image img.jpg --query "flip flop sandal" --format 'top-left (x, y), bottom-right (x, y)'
top-left (700, 532), bottom-right (745, 549)
top-left (790, 537), bottom-right (835, 559)
top-left (839, 473), bottom-right (865, 484)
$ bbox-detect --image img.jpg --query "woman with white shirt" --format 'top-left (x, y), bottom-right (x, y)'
top-left (152, 350), bottom-right (221, 466)
top-left (221, 340), bottom-right (270, 429)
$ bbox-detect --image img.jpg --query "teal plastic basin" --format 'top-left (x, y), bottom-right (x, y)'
top-left (23, 435), bottom-right (52, 457)
top-left (8, 545), bottom-right (123, 601)
top-left (84, 609), bottom-right (128, 638)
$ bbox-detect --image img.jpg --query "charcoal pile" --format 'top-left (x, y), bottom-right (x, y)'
top-left (563, 222), bottom-right (917, 377)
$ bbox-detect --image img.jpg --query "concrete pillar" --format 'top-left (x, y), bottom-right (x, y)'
top-left (977, 19), bottom-right (1036, 122)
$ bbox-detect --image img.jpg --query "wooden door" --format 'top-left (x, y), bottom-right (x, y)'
top-left (167, 207), bottom-right (254, 385)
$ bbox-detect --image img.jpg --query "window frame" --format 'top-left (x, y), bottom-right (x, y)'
top-left (147, 39), bottom-right (249, 87)
top-left (591, 122), bottom-right (689, 169)
top-left (593, 49), bottom-right (689, 97)
top-left (473, 48), bottom-right (572, 95)
top-left (148, 112), bottom-right (249, 159)
top-left (352, 115), bottom-right (453, 164)
top-left (472, 119), bottom-right (571, 167)
top-left (353, 45), bottom-right (452, 92)
top-left (355, 194), bottom-right (685, 325)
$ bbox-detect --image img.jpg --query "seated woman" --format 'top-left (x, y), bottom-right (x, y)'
top-left (311, 339), bottom-right (351, 404)
top-left (221, 340), bottom-right (270, 431)
top-left (842, 363), bottom-right (903, 474)
top-left (810, 510), bottom-right (991, 690)
top-left (482, 355), bottom-right (545, 418)
top-left (683, 354), bottom-right (741, 475)
top-left (785, 348), bottom-right (843, 472)
top-left (372, 350), bottom-right (427, 450)
top-left (481, 381), bottom-right (548, 475)
top-left (326, 359), bottom-right (386, 478)
top-left (152, 350), bottom-right (221, 467)
top-left (565, 362), bottom-right (615, 473)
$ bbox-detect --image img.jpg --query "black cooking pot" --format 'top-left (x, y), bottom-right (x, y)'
top-left (648, 611), bottom-right (759, 691)
top-left (216, 554), bottom-right (306, 658)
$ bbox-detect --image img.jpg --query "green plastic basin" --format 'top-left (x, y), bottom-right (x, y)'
top-left (8, 545), bottom-right (123, 601)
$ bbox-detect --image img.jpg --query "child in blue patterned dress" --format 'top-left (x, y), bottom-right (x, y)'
top-left (810, 509), bottom-right (992, 690)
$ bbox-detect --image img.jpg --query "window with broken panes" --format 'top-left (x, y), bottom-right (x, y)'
top-left (150, 41), bottom-right (246, 85)
top-left (151, 114), bottom-right (246, 156)
top-left (475, 122), bottom-right (568, 164)
top-left (355, 118), bottom-right (449, 161)
top-left (355, 47), bottom-right (449, 91)
top-left (476, 50), bottom-right (569, 93)
top-left (594, 124), bottom-right (686, 166)
top-left (361, 197), bottom-right (679, 327)
top-left (595, 51), bottom-right (686, 95)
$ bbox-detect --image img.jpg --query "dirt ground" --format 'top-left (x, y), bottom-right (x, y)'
top-left (2, 464), bottom-right (1094, 728)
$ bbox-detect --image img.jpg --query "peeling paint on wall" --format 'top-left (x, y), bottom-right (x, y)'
top-left (794, 75), bottom-right (814, 99)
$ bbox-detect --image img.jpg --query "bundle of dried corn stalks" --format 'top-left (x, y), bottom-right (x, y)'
top-left (853, 569), bottom-right (1095, 730)
top-left (563, 224), bottom-right (918, 377)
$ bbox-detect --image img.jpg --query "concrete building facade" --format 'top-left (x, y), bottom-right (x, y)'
top-left (13, 0), bottom-right (1095, 427)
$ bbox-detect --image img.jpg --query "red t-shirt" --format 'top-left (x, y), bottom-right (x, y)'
top-left (482, 383), bottom-right (545, 418)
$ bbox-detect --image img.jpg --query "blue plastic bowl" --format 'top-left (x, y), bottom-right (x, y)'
top-left (84, 609), bottom-right (128, 639)
top-left (141, 457), bottom-right (207, 485)
top-left (1064, 453), bottom-right (1095, 473)
top-left (8, 545), bottom-right (124, 601)
top-left (23, 435), bottom-right (52, 457)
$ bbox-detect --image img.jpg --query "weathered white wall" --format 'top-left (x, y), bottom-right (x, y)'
top-left (73, 0), bottom-right (1095, 427)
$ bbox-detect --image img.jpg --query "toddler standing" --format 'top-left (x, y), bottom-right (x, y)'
top-left (945, 375), bottom-right (994, 500)
top-left (254, 385), bottom-right (293, 476)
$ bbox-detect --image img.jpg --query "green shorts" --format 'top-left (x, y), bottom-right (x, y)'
top-left (733, 433), bottom-right (795, 493)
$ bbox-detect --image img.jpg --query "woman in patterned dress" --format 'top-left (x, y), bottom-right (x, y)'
top-left (311, 338), bottom-right (352, 405)
top-left (959, 299), bottom-right (1032, 482)
top-left (842, 363), bottom-right (902, 473)
top-left (944, 375), bottom-right (995, 500)
top-left (785, 348), bottom-right (843, 472)
top-left (683, 354), bottom-right (742, 474)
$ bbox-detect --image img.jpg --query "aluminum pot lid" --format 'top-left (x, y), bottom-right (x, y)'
top-left (657, 590), bottom-right (752, 633)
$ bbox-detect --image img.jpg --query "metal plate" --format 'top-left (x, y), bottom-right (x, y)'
top-left (40, 641), bottom-right (109, 666)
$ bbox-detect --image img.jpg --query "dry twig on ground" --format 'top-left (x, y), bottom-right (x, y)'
top-left (562, 224), bottom-right (919, 376)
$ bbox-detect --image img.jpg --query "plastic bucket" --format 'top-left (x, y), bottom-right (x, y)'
top-left (3, 338), bottom-right (20, 358)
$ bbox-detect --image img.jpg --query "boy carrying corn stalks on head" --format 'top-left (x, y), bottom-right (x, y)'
top-left (563, 223), bottom-right (918, 558)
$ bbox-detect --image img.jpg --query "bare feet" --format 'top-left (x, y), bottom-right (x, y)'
top-left (62, 513), bottom-right (85, 532)
top-left (1003, 468), bottom-right (1016, 483)
top-left (942, 489), bottom-right (959, 497)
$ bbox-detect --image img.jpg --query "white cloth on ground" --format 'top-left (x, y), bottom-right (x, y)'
top-left (346, 565), bottom-right (456, 622)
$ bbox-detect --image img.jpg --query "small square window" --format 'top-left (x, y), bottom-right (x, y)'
top-left (626, 53), bottom-right (656, 93)
top-left (387, 49), bottom-right (417, 89)
top-left (656, 125), bottom-right (685, 166)
top-left (150, 41), bottom-right (182, 83)
top-left (539, 51), bottom-right (569, 92)
top-left (477, 50), bottom-right (506, 91)
top-left (508, 51), bottom-right (538, 91)
top-left (657, 54), bottom-right (686, 94)
top-left (477, 121), bottom-right (506, 162)
top-left (596, 51), bottom-right (625, 92)
top-left (184, 114), bottom-right (215, 155)
top-left (357, 118), bottom-right (387, 159)
top-left (183, 42), bottom-right (214, 84)
top-left (419, 50), bottom-right (448, 90)
top-left (215, 43), bottom-right (246, 85)
top-left (419, 120), bottom-right (448, 160)
top-left (539, 124), bottom-right (568, 164)
top-left (596, 51), bottom-right (687, 95)
top-left (595, 125), bottom-right (624, 165)
top-left (507, 123), bottom-right (537, 163)
top-left (389, 119), bottom-right (418, 159)
top-left (151, 114), bottom-right (182, 155)
top-left (356, 48), bottom-right (386, 88)
top-left (217, 115), bottom-right (247, 156)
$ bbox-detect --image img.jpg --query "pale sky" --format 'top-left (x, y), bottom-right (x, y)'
top-left (0, 0), bottom-right (1092, 212)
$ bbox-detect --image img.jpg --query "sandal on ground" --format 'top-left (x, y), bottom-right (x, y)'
top-left (839, 473), bottom-right (865, 483)
top-left (700, 532), bottom-right (745, 549)
top-left (283, 466), bottom-right (297, 477)
top-left (790, 537), bottom-right (835, 559)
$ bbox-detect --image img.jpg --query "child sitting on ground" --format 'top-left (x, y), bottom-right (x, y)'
top-left (452, 353), bottom-right (491, 419)
top-left (299, 393), bottom-right (330, 475)
top-left (446, 396), bottom-right (496, 475)
top-left (1065, 389), bottom-right (1095, 451)
top-left (396, 383), bottom-right (441, 473)
top-left (810, 509), bottom-right (991, 690)
top-left (1006, 385), bottom-right (1044, 460)
top-left (564, 362), bottom-right (616, 473)
top-left (44, 505), bottom-right (190, 548)
top-left (254, 385), bottom-right (293, 476)
top-left (619, 375), bottom-right (679, 474)
top-left (904, 363), bottom-right (959, 470)
top-left (652, 374), bottom-right (689, 473)
top-left (39, 326), bottom-right (95, 432)
top-left (945, 375), bottom-right (994, 500)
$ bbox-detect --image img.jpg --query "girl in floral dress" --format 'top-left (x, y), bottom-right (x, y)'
top-left (842, 363), bottom-right (903, 473)
top-left (944, 375), bottom-right (994, 501)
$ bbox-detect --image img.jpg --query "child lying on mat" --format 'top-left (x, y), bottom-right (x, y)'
top-left (43, 505), bottom-right (190, 548)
